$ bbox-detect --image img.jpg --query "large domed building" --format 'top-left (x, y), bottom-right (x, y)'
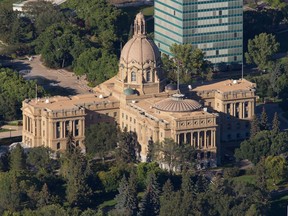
top-left (22, 13), bottom-right (257, 168)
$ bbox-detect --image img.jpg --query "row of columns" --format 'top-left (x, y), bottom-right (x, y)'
top-left (176, 130), bottom-right (216, 149)
top-left (53, 119), bottom-right (84, 139)
top-left (23, 115), bottom-right (33, 133)
top-left (224, 101), bottom-right (253, 118)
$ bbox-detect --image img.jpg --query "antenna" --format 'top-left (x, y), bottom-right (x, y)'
top-left (177, 61), bottom-right (180, 92)
top-left (241, 9), bottom-right (244, 80)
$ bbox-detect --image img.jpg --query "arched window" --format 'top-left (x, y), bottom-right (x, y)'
top-left (131, 71), bottom-right (136, 82)
top-left (147, 71), bottom-right (151, 82)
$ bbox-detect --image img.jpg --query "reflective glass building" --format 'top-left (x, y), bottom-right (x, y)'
top-left (154, 0), bottom-right (243, 64)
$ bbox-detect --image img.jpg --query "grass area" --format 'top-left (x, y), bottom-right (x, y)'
top-left (0, 128), bottom-right (14, 133)
top-left (6, 120), bottom-right (22, 126)
top-left (232, 175), bottom-right (257, 185)
top-left (141, 6), bottom-right (154, 16)
top-left (269, 195), bottom-right (288, 216)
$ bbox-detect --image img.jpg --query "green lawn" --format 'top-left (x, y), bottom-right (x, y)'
top-left (0, 128), bottom-right (14, 133)
top-left (141, 6), bottom-right (154, 16)
top-left (232, 175), bottom-right (257, 185)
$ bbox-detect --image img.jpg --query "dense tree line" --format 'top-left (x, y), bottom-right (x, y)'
top-left (0, 141), bottom-right (271, 216)
top-left (235, 110), bottom-right (288, 190)
top-left (0, 0), bottom-right (130, 86)
top-left (0, 66), bottom-right (45, 121)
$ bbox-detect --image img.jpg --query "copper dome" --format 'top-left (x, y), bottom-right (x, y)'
top-left (153, 94), bottom-right (202, 112)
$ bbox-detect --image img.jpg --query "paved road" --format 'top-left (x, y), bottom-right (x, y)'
top-left (12, 55), bottom-right (92, 95)
top-left (0, 126), bottom-right (22, 139)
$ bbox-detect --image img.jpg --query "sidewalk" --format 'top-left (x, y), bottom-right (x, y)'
top-left (0, 126), bottom-right (22, 139)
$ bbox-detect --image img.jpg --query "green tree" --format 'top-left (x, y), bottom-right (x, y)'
top-left (146, 137), bottom-right (154, 163)
top-left (35, 23), bottom-right (90, 69)
top-left (74, 47), bottom-right (118, 85)
top-left (117, 129), bottom-right (141, 163)
top-left (23, 1), bottom-right (65, 36)
top-left (159, 179), bottom-right (175, 216)
top-left (26, 147), bottom-right (53, 177)
top-left (260, 107), bottom-right (268, 130)
top-left (114, 174), bottom-right (138, 216)
top-left (235, 131), bottom-right (272, 164)
top-left (138, 173), bottom-right (160, 216)
top-left (250, 115), bottom-right (260, 137)
top-left (0, 67), bottom-right (45, 121)
top-left (9, 144), bottom-right (26, 172)
top-left (245, 33), bottom-right (280, 70)
top-left (85, 122), bottom-right (118, 160)
top-left (264, 0), bottom-right (286, 9)
top-left (60, 149), bottom-right (92, 207)
top-left (265, 155), bottom-right (288, 186)
top-left (37, 183), bottom-right (51, 208)
top-left (0, 172), bottom-right (22, 212)
top-left (66, 0), bottom-right (123, 51)
top-left (154, 138), bottom-right (196, 173)
top-left (169, 44), bottom-right (207, 83)
top-left (272, 112), bottom-right (280, 134)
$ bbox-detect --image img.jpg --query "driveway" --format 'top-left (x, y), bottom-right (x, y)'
top-left (11, 55), bottom-right (92, 96)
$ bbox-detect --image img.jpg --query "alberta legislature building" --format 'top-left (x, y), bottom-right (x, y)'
top-left (22, 13), bottom-right (256, 166)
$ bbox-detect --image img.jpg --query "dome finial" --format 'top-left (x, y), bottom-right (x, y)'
top-left (134, 12), bottom-right (146, 36)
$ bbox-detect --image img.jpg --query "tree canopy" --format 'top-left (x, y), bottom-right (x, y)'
top-left (245, 33), bottom-right (280, 70)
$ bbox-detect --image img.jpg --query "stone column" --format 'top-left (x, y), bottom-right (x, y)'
top-left (81, 119), bottom-right (85, 136)
top-left (197, 131), bottom-right (200, 148)
top-left (204, 131), bottom-right (207, 149)
top-left (184, 132), bottom-right (187, 144)
top-left (213, 130), bottom-right (216, 147)
top-left (72, 121), bottom-right (75, 136)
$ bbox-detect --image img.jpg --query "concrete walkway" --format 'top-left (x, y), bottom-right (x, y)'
top-left (0, 126), bottom-right (22, 139)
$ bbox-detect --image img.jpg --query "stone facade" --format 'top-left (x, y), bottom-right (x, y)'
top-left (22, 13), bottom-right (256, 166)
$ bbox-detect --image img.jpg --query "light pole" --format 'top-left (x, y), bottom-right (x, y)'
top-left (9, 128), bottom-right (11, 138)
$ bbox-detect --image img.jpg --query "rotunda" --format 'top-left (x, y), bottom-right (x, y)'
top-left (153, 94), bottom-right (202, 112)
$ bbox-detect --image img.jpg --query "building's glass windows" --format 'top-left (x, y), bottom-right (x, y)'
top-left (147, 71), bottom-right (151, 82)
top-left (131, 71), bottom-right (136, 82)
top-left (65, 121), bottom-right (70, 137)
top-left (75, 120), bottom-right (79, 137)
top-left (244, 102), bottom-right (249, 118)
top-left (56, 122), bottom-right (60, 138)
top-left (236, 103), bottom-right (240, 118)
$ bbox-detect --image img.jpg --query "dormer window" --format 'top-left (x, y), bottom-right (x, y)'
top-left (131, 71), bottom-right (136, 82)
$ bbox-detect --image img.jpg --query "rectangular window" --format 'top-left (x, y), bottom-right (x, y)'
top-left (56, 122), bottom-right (60, 139)
top-left (216, 50), bottom-right (219, 55)
top-left (219, 10), bottom-right (222, 16)
top-left (75, 120), bottom-right (79, 137)
top-left (234, 32), bottom-right (237, 38)
top-left (234, 56), bottom-right (237, 61)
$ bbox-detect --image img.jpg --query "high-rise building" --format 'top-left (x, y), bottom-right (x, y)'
top-left (154, 0), bottom-right (243, 65)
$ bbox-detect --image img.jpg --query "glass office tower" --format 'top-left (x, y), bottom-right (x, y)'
top-left (154, 0), bottom-right (243, 65)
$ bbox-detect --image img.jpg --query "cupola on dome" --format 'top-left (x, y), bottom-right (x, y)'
top-left (153, 94), bottom-right (202, 112)
top-left (120, 12), bottom-right (161, 65)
